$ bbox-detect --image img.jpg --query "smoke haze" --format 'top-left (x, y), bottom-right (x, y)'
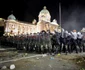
top-left (61, 6), bottom-right (85, 32)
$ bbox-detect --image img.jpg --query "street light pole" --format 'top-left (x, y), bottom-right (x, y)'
top-left (59, 2), bottom-right (61, 30)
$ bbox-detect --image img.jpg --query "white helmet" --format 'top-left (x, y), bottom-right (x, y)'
top-left (62, 28), bottom-right (64, 32)
top-left (68, 33), bottom-right (71, 35)
top-left (65, 30), bottom-right (68, 34)
top-left (77, 32), bottom-right (81, 35)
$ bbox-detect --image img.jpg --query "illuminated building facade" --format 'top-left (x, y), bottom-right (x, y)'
top-left (4, 6), bottom-right (60, 36)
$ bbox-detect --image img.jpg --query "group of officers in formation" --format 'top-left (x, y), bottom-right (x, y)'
top-left (0, 29), bottom-right (85, 54)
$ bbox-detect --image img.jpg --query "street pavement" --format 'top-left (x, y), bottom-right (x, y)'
top-left (0, 48), bottom-right (85, 70)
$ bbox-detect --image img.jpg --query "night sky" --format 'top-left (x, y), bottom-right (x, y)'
top-left (0, 0), bottom-right (85, 31)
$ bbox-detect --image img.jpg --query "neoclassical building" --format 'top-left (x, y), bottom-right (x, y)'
top-left (3, 6), bottom-right (60, 36)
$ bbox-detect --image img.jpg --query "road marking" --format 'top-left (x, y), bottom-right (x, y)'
top-left (0, 54), bottom-right (44, 64)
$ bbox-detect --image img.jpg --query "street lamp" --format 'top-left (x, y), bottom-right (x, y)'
top-left (59, 2), bottom-right (62, 32)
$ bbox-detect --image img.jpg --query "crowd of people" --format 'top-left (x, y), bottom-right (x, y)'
top-left (0, 29), bottom-right (85, 54)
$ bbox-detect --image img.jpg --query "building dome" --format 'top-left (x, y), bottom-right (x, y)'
top-left (51, 19), bottom-right (59, 26)
top-left (38, 6), bottom-right (51, 22)
top-left (8, 14), bottom-right (16, 20)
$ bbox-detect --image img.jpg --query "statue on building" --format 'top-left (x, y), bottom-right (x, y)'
top-left (32, 19), bottom-right (37, 25)
top-left (81, 28), bottom-right (85, 32)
